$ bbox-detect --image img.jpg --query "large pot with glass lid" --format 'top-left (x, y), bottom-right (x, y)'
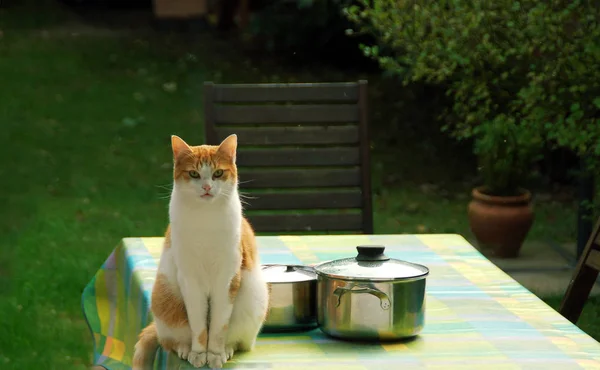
top-left (313, 245), bottom-right (429, 341)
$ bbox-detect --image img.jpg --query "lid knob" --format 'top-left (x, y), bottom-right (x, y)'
top-left (356, 245), bottom-right (390, 262)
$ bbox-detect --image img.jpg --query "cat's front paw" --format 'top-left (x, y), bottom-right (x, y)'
top-left (176, 343), bottom-right (191, 360)
top-left (207, 351), bottom-right (228, 368)
top-left (225, 345), bottom-right (236, 360)
top-left (187, 351), bottom-right (207, 368)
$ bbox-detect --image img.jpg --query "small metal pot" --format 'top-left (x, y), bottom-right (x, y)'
top-left (314, 245), bottom-right (429, 341)
top-left (261, 264), bottom-right (318, 332)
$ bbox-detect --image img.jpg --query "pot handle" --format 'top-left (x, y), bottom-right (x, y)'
top-left (333, 285), bottom-right (391, 310)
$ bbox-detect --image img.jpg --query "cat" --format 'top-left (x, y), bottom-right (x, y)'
top-left (132, 134), bottom-right (269, 369)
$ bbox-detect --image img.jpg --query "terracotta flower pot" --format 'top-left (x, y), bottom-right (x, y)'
top-left (468, 187), bottom-right (534, 258)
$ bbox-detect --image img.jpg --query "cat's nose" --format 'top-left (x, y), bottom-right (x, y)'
top-left (202, 184), bottom-right (212, 192)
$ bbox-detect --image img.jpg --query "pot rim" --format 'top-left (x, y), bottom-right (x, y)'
top-left (472, 186), bottom-right (532, 205)
top-left (266, 279), bottom-right (317, 285)
top-left (315, 273), bottom-right (428, 283)
top-left (261, 264), bottom-right (317, 283)
top-left (313, 262), bottom-right (429, 282)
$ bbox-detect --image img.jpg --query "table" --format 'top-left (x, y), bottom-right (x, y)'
top-left (82, 234), bottom-right (600, 369)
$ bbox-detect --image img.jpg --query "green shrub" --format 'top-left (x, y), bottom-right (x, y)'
top-left (473, 117), bottom-right (543, 196)
top-left (346, 0), bottom-right (600, 194)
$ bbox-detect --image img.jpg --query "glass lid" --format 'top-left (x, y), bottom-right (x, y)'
top-left (261, 264), bottom-right (316, 283)
top-left (314, 245), bottom-right (429, 281)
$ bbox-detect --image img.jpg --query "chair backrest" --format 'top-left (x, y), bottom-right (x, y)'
top-left (203, 81), bottom-right (373, 234)
top-left (559, 216), bottom-right (600, 323)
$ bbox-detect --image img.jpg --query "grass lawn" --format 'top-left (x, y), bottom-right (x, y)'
top-left (0, 3), bottom-right (598, 369)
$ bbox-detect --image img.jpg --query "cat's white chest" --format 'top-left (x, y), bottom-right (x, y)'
top-left (169, 193), bottom-right (242, 289)
top-left (174, 213), bottom-right (239, 256)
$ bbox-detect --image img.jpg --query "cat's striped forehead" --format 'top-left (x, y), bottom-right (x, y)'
top-left (173, 144), bottom-right (237, 180)
top-left (190, 145), bottom-right (220, 166)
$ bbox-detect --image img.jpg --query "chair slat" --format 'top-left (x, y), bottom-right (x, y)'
top-left (586, 249), bottom-right (600, 270)
top-left (203, 80), bottom-right (372, 234)
top-left (559, 217), bottom-right (600, 323)
top-left (212, 83), bottom-right (359, 103)
top-left (215, 126), bottom-right (359, 145)
top-left (239, 168), bottom-right (361, 188)
top-left (245, 191), bottom-right (362, 210)
top-left (214, 105), bottom-right (358, 124)
top-left (246, 213), bottom-right (362, 232)
top-left (237, 148), bottom-right (360, 167)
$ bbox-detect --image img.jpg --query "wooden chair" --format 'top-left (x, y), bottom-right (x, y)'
top-left (559, 216), bottom-right (600, 323)
top-left (203, 81), bottom-right (373, 234)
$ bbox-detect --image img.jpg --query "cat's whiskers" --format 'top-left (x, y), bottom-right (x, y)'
top-left (156, 183), bottom-right (174, 200)
top-left (238, 191), bottom-right (257, 200)
top-left (219, 188), bottom-right (251, 208)
top-left (238, 191), bottom-right (257, 208)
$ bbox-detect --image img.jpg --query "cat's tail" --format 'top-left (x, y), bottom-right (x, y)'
top-left (132, 322), bottom-right (158, 370)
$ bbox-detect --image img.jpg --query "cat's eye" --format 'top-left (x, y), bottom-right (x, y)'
top-left (213, 169), bottom-right (224, 178)
top-left (188, 170), bottom-right (200, 178)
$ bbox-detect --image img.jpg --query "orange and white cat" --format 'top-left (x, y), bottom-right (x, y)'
top-left (133, 134), bottom-right (269, 369)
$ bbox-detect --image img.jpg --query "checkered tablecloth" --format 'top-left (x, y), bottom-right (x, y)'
top-left (82, 234), bottom-right (600, 369)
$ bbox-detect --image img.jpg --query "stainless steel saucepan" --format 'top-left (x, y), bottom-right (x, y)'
top-left (261, 264), bottom-right (318, 332)
top-left (313, 245), bottom-right (429, 341)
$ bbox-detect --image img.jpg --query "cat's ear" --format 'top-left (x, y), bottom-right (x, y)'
top-left (217, 134), bottom-right (237, 163)
top-left (171, 135), bottom-right (192, 158)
